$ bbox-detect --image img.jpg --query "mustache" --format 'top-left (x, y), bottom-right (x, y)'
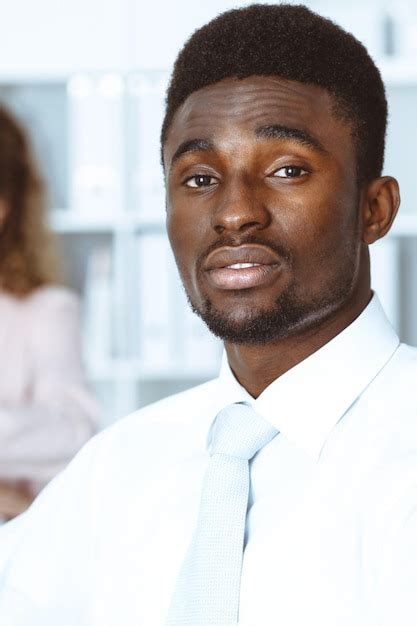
top-left (196, 233), bottom-right (292, 273)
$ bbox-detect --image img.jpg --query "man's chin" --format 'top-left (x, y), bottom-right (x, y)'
top-left (187, 287), bottom-right (349, 345)
top-left (186, 268), bottom-right (357, 345)
top-left (190, 300), bottom-right (294, 345)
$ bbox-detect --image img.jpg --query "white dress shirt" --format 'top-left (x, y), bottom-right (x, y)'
top-left (0, 294), bottom-right (416, 625)
top-left (0, 286), bottom-right (99, 492)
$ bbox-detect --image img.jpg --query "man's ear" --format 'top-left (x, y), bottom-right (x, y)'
top-left (361, 176), bottom-right (400, 245)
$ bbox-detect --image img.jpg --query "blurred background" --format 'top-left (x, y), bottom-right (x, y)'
top-left (0, 0), bottom-right (416, 427)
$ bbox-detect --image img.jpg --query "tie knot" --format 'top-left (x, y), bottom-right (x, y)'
top-left (207, 402), bottom-right (278, 460)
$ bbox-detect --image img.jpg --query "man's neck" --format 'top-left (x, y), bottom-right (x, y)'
top-left (224, 291), bottom-right (372, 398)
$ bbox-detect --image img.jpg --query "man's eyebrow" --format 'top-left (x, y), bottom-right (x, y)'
top-left (170, 138), bottom-right (215, 167)
top-left (255, 124), bottom-right (329, 155)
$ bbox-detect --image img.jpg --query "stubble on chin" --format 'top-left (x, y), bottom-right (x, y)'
top-left (186, 272), bottom-right (355, 346)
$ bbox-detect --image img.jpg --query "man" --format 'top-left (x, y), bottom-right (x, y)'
top-left (0, 4), bottom-right (416, 625)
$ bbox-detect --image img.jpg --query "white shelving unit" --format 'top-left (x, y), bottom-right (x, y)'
top-left (0, 71), bottom-right (222, 425)
top-left (1, 45), bottom-right (417, 424)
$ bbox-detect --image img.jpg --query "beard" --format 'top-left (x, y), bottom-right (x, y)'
top-left (187, 279), bottom-right (353, 345)
top-left (182, 237), bottom-right (359, 346)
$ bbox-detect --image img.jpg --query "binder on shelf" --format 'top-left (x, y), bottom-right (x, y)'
top-left (386, 1), bottom-right (417, 59)
top-left (68, 74), bottom-right (124, 213)
top-left (370, 237), bottom-right (400, 332)
top-left (182, 302), bottom-right (222, 373)
top-left (402, 239), bottom-right (417, 345)
top-left (314, 4), bottom-right (385, 60)
top-left (128, 72), bottom-right (168, 215)
top-left (83, 244), bottom-right (114, 363)
top-left (0, 83), bottom-right (68, 210)
top-left (136, 232), bottom-right (222, 374)
top-left (169, 254), bottom-right (222, 373)
top-left (137, 232), bottom-right (172, 368)
top-left (384, 83), bottom-right (416, 216)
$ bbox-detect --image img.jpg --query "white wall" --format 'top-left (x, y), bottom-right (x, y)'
top-left (0, 0), bottom-right (393, 74)
top-left (0, 0), bottom-right (131, 75)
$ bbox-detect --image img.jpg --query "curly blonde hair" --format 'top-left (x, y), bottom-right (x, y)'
top-left (0, 105), bottom-right (62, 296)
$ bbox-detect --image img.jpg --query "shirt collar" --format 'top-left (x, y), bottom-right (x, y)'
top-left (213, 294), bottom-right (400, 461)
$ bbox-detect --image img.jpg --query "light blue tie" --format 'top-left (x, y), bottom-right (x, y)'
top-left (165, 402), bottom-right (279, 626)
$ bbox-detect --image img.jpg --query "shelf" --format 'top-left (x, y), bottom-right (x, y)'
top-left (86, 358), bottom-right (219, 382)
top-left (0, 55), bottom-right (417, 92)
top-left (0, 72), bottom-right (70, 84)
top-left (0, 68), bottom-right (167, 87)
top-left (0, 59), bottom-right (416, 86)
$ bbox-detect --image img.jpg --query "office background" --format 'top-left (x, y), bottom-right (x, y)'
top-left (0, 0), bottom-right (415, 425)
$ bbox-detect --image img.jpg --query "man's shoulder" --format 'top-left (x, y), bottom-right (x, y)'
top-left (33, 377), bottom-right (220, 497)
top-left (357, 343), bottom-right (417, 527)
top-left (361, 341), bottom-right (417, 466)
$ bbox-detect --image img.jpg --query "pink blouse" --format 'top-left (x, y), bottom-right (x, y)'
top-left (0, 286), bottom-right (100, 493)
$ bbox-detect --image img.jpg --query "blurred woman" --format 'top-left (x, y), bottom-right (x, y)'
top-left (0, 105), bottom-right (99, 520)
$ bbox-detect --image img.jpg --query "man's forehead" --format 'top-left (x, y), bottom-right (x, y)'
top-left (166, 75), bottom-right (339, 145)
top-left (164, 75), bottom-right (349, 165)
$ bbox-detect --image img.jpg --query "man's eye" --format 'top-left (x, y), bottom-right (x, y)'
top-left (185, 175), bottom-right (217, 188)
top-left (273, 166), bottom-right (307, 178)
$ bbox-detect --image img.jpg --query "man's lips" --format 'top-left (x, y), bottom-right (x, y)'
top-left (204, 244), bottom-right (283, 290)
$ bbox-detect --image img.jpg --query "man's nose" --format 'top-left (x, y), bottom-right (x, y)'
top-left (211, 177), bottom-right (271, 235)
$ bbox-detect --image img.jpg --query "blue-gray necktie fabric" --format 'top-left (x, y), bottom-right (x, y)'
top-left (165, 402), bottom-right (279, 626)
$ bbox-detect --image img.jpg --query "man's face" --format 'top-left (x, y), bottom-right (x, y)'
top-left (164, 76), bottom-right (365, 345)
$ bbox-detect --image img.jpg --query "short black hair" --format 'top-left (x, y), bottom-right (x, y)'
top-left (161, 3), bottom-right (387, 184)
